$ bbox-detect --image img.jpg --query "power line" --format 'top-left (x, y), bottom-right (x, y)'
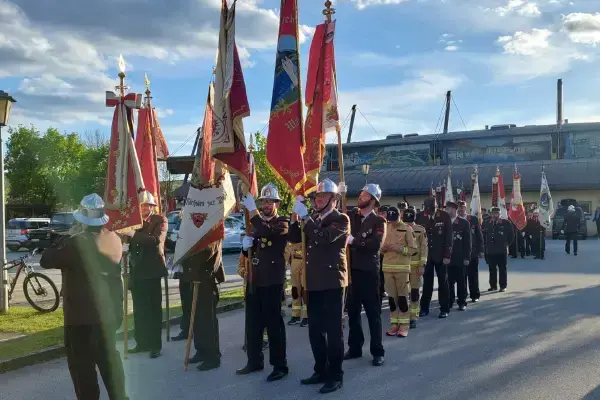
top-left (172, 128), bottom-right (200, 156)
top-left (356, 107), bottom-right (384, 140)
top-left (452, 96), bottom-right (468, 131)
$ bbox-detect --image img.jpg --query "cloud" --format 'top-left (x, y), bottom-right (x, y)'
top-left (445, 45), bottom-right (458, 51)
top-left (563, 12), bottom-right (600, 45)
top-left (439, 33), bottom-right (462, 51)
top-left (497, 28), bottom-right (552, 56)
top-left (485, 0), bottom-right (541, 17)
top-left (349, 0), bottom-right (409, 10)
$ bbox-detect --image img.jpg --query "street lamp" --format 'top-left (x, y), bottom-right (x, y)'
top-left (362, 162), bottom-right (371, 185)
top-left (0, 90), bottom-right (16, 313)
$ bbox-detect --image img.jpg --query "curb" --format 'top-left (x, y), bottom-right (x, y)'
top-left (0, 300), bottom-right (244, 374)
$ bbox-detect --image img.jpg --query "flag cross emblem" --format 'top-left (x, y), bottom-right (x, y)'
top-left (191, 212), bottom-right (209, 228)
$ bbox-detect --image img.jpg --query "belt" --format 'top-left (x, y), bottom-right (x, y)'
top-left (293, 255), bottom-right (303, 260)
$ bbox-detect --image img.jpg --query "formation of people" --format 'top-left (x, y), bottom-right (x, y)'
top-left (38, 178), bottom-right (562, 399)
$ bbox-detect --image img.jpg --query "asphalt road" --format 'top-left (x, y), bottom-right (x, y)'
top-left (2, 240), bottom-right (600, 399)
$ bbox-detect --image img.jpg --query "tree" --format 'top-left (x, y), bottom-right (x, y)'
top-left (252, 131), bottom-right (293, 215)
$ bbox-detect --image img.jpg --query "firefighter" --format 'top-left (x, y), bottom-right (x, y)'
top-left (446, 201), bottom-right (471, 311)
top-left (457, 201), bottom-right (484, 303)
top-left (416, 197), bottom-right (453, 319)
top-left (528, 209), bottom-right (546, 259)
top-left (381, 206), bottom-right (416, 337)
top-left (404, 206), bottom-right (427, 328)
top-left (484, 207), bottom-right (514, 292)
top-left (236, 183), bottom-right (289, 382)
top-left (562, 205), bottom-right (580, 256)
top-left (237, 252), bottom-right (268, 352)
top-left (286, 242), bottom-right (308, 326)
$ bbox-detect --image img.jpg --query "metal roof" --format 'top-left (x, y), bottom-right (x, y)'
top-left (320, 158), bottom-right (600, 196)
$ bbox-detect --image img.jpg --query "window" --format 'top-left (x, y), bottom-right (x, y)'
top-left (51, 213), bottom-right (74, 226)
top-left (7, 220), bottom-right (26, 230)
top-left (578, 201), bottom-right (591, 214)
top-left (28, 221), bottom-right (49, 229)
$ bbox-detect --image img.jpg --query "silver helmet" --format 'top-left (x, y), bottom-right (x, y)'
top-left (141, 190), bottom-right (157, 206)
top-left (316, 178), bottom-right (339, 195)
top-left (73, 193), bottom-right (110, 226)
top-left (259, 183), bottom-right (281, 201)
top-left (360, 183), bottom-right (382, 203)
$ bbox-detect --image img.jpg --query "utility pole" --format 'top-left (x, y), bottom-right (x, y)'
top-left (346, 104), bottom-right (357, 144)
top-left (183, 126), bottom-right (202, 185)
top-left (443, 90), bottom-right (451, 134)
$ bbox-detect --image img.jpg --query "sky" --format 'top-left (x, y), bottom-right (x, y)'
top-left (1, 0), bottom-right (600, 157)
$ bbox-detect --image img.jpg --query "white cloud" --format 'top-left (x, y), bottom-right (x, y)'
top-left (486, 0), bottom-right (541, 17)
top-left (349, 0), bottom-right (409, 10)
top-left (445, 45), bottom-right (458, 51)
top-left (497, 28), bottom-right (552, 56)
top-left (563, 12), bottom-right (600, 45)
top-left (439, 33), bottom-right (461, 51)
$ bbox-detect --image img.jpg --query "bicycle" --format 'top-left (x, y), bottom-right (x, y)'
top-left (4, 249), bottom-right (60, 313)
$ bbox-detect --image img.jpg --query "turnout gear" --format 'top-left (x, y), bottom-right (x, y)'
top-left (285, 242), bottom-right (307, 321)
top-left (408, 222), bottom-right (427, 324)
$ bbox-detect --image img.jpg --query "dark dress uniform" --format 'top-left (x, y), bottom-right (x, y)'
top-left (465, 215), bottom-right (484, 301)
top-left (345, 209), bottom-right (386, 360)
top-left (128, 214), bottom-right (168, 354)
top-left (524, 216), bottom-right (534, 256)
top-left (562, 211), bottom-right (580, 255)
top-left (448, 217), bottom-right (471, 309)
top-left (484, 218), bottom-right (514, 290)
top-left (509, 221), bottom-right (526, 259)
top-left (240, 214), bottom-right (289, 374)
top-left (182, 241), bottom-right (225, 370)
top-left (40, 230), bottom-right (127, 400)
top-left (526, 217), bottom-right (546, 259)
top-left (289, 209), bottom-right (349, 385)
top-left (416, 208), bottom-right (453, 316)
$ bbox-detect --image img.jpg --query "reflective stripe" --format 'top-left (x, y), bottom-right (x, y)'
top-left (382, 264), bottom-right (411, 272)
top-left (397, 317), bottom-right (410, 324)
top-left (292, 306), bottom-right (302, 310)
top-left (301, 306), bottom-right (307, 311)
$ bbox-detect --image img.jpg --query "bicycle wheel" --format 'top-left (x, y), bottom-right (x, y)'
top-left (23, 272), bottom-right (60, 313)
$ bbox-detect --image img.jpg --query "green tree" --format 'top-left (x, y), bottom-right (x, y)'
top-left (252, 131), bottom-right (293, 215)
top-left (5, 125), bottom-right (46, 204)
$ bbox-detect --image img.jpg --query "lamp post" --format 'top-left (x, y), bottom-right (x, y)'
top-left (0, 90), bottom-right (16, 313)
top-left (361, 162), bottom-right (371, 185)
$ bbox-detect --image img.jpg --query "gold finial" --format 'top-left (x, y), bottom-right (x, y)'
top-left (248, 132), bottom-right (255, 152)
top-left (323, 0), bottom-right (335, 22)
top-left (116, 54), bottom-right (129, 96)
top-left (144, 73), bottom-right (152, 106)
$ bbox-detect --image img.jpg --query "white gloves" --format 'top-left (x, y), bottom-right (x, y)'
top-left (561, 230), bottom-right (564, 234)
top-left (241, 193), bottom-right (257, 212)
top-left (122, 243), bottom-right (130, 252)
top-left (242, 236), bottom-right (254, 251)
top-left (347, 234), bottom-right (355, 245)
top-left (521, 232), bottom-right (526, 237)
top-left (293, 196), bottom-right (308, 218)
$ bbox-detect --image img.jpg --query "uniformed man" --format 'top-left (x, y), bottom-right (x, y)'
top-left (484, 207), bottom-right (514, 292)
top-left (344, 184), bottom-right (386, 367)
top-left (524, 209), bottom-right (534, 256)
top-left (124, 191), bottom-right (168, 359)
top-left (527, 209), bottom-right (546, 259)
top-left (509, 220), bottom-right (526, 259)
top-left (286, 241), bottom-right (308, 327)
top-left (381, 206), bottom-right (416, 337)
top-left (562, 205), bottom-right (580, 256)
top-left (457, 201), bottom-right (484, 303)
top-left (289, 179), bottom-right (349, 394)
top-left (404, 206), bottom-right (427, 328)
top-left (446, 201), bottom-right (471, 311)
top-left (235, 183), bottom-right (289, 382)
top-left (237, 252), bottom-right (269, 351)
top-left (416, 197), bottom-right (453, 319)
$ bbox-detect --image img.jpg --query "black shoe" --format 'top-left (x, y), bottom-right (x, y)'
top-left (127, 346), bottom-right (148, 354)
top-left (196, 360), bottom-right (220, 371)
top-left (301, 373), bottom-right (326, 385)
top-left (499, 288), bottom-right (507, 293)
top-left (471, 298), bottom-right (479, 303)
top-left (242, 344), bottom-right (247, 351)
top-left (266, 369), bottom-right (288, 382)
top-left (458, 305), bottom-right (466, 311)
top-left (534, 256), bottom-right (540, 259)
top-left (409, 320), bottom-right (417, 329)
top-left (488, 288), bottom-right (497, 292)
top-left (574, 253), bottom-right (577, 256)
top-left (541, 255), bottom-right (545, 260)
top-left (236, 364), bottom-right (264, 375)
top-left (372, 356), bottom-right (384, 366)
top-left (438, 312), bottom-right (449, 319)
top-left (320, 381), bottom-right (343, 394)
top-left (149, 350), bottom-right (161, 359)
top-left (300, 318), bottom-right (309, 327)
top-left (288, 317), bottom-right (301, 325)
top-left (511, 256), bottom-right (517, 259)
top-left (419, 310), bottom-right (429, 317)
top-left (521, 256), bottom-right (525, 259)
top-left (343, 351), bottom-right (362, 360)
top-left (188, 352), bottom-right (204, 364)
top-left (171, 332), bottom-right (187, 341)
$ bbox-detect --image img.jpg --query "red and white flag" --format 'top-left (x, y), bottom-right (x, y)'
top-left (470, 169), bottom-right (482, 222)
top-left (509, 169), bottom-right (527, 230)
top-left (492, 168), bottom-right (508, 219)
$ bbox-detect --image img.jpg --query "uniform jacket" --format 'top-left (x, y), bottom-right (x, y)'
top-left (348, 209), bottom-right (387, 273)
top-left (381, 220), bottom-right (416, 272)
top-left (40, 229), bottom-right (123, 328)
top-left (484, 218), bottom-right (515, 255)
top-left (128, 214), bottom-right (168, 280)
top-left (466, 215), bottom-right (484, 258)
top-left (409, 223), bottom-right (428, 267)
top-left (450, 217), bottom-right (472, 265)
top-left (182, 240), bottom-right (225, 285)
top-left (242, 214), bottom-right (289, 287)
top-left (562, 212), bottom-right (580, 233)
top-left (525, 218), bottom-right (544, 238)
top-left (288, 209), bottom-right (349, 291)
top-left (415, 209), bottom-right (453, 263)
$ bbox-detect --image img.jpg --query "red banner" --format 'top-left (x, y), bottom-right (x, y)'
top-left (135, 108), bottom-right (160, 211)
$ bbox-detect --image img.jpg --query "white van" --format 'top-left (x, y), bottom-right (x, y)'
top-left (6, 217), bottom-right (51, 251)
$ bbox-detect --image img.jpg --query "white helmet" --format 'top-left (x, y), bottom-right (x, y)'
top-left (316, 178), bottom-right (339, 195)
top-left (568, 205), bottom-right (575, 212)
top-left (360, 183), bottom-right (382, 204)
top-left (258, 183), bottom-right (281, 201)
top-left (141, 191), bottom-right (157, 206)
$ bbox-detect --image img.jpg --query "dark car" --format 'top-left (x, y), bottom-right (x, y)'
top-left (27, 212), bottom-right (75, 250)
top-left (552, 199), bottom-right (587, 240)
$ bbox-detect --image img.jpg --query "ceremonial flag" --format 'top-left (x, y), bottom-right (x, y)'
top-left (303, 18), bottom-right (340, 195)
top-left (492, 168), bottom-right (508, 219)
top-left (266, 0), bottom-right (306, 194)
top-left (445, 173), bottom-right (454, 204)
top-left (429, 182), bottom-right (434, 198)
top-left (470, 169), bottom-right (482, 222)
top-left (173, 84), bottom-right (236, 265)
top-left (538, 171), bottom-right (554, 228)
top-left (509, 169), bottom-right (527, 230)
top-left (104, 89), bottom-right (145, 233)
top-left (135, 107), bottom-right (160, 211)
top-left (211, 0), bottom-right (253, 193)
top-left (459, 182), bottom-right (467, 202)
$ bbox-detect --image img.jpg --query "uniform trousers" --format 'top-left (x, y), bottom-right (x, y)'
top-left (346, 269), bottom-right (384, 357)
top-left (193, 280), bottom-right (221, 363)
top-left (290, 261), bottom-right (307, 319)
top-left (64, 325), bottom-right (127, 400)
top-left (532, 235), bottom-right (546, 258)
top-left (307, 288), bottom-right (345, 382)
top-left (565, 233), bottom-right (578, 254)
top-left (487, 253), bottom-right (508, 290)
top-left (179, 279), bottom-right (192, 333)
top-left (420, 260), bottom-right (450, 314)
top-left (245, 284), bottom-right (288, 372)
top-left (131, 278), bottom-right (163, 351)
top-left (465, 256), bottom-right (481, 301)
top-left (409, 263), bottom-right (422, 322)
top-left (448, 263), bottom-right (467, 307)
top-left (383, 270), bottom-right (410, 330)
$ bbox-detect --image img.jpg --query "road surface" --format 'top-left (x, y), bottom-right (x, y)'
top-left (2, 240), bottom-right (600, 399)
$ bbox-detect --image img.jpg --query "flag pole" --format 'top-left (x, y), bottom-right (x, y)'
top-left (144, 74), bottom-right (170, 342)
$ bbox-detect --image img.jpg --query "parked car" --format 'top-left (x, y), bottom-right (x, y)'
top-left (166, 215), bottom-right (245, 253)
top-left (6, 218), bottom-right (51, 251)
top-left (551, 199), bottom-right (588, 240)
top-left (27, 212), bottom-right (75, 250)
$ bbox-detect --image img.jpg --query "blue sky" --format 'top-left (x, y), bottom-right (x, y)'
top-left (1, 0), bottom-right (600, 158)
